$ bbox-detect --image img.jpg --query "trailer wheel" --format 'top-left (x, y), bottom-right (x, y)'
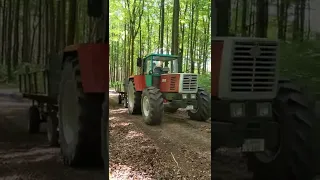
top-left (28, 106), bottom-right (41, 134)
top-left (58, 58), bottom-right (104, 167)
top-left (247, 80), bottom-right (318, 180)
top-left (141, 87), bottom-right (163, 125)
top-left (164, 106), bottom-right (178, 113)
top-left (127, 80), bottom-right (141, 114)
top-left (118, 94), bottom-right (122, 104)
top-left (47, 113), bottom-right (59, 147)
top-left (188, 88), bottom-right (210, 121)
top-left (123, 94), bottom-right (128, 108)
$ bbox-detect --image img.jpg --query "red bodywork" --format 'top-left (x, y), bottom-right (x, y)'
top-left (211, 40), bottom-right (224, 97)
top-left (63, 43), bottom-right (109, 93)
top-left (130, 75), bottom-right (146, 91)
top-left (160, 74), bottom-right (180, 92)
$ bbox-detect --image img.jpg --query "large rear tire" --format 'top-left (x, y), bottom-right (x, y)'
top-left (247, 80), bottom-right (318, 180)
top-left (101, 100), bottom-right (109, 178)
top-left (127, 80), bottom-right (141, 114)
top-left (188, 88), bottom-right (210, 121)
top-left (28, 106), bottom-right (41, 134)
top-left (141, 87), bottom-right (164, 125)
top-left (58, 58), bottom-right (104, 167)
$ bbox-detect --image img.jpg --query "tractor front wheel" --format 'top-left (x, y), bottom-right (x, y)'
top-left (141, 87), bottom-right (164, 125)
top-left (247, 80), bottom-right (318, 180)
top-left (188, 88), bottom-right (210, 121)
top-left (127, 80), bottom-right (141, 114)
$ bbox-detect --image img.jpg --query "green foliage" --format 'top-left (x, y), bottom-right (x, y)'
top-left (279, 40), bottom-right (320, 94)
top-left (198, 73), bottom-right (211, 93)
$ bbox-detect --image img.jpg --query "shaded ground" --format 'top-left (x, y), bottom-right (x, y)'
top-left (0, 93), bottom-right (104, 180)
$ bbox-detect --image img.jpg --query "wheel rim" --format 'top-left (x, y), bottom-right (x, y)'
top-left (142, 96), bottom-right (150, 117)
top-left (128, 83), bottom-right (134, 109)
top-left (254, 110), bottom-right (282, 163)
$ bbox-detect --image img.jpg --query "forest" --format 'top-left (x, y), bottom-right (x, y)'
top-left (0, 0), bottom-right (319, 94)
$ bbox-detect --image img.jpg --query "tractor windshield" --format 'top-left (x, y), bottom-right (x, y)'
top-left (144, 54), bottom-right (179, 74)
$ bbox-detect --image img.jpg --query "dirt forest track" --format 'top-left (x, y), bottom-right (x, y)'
top-left (0, 92), bottom-right (104, 180)
top-left (108, 90), bottom-right (252, 180)
top-left (0, 88), bottom-right (274, 180)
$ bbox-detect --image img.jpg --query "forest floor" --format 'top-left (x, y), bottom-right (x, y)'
top-left (108, 90), bottom-right (252, 180)
top-left (1, 87), bottom-right (318, 180)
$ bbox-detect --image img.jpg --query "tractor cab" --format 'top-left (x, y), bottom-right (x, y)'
top-left (138, 53), bottom-right (179, 75)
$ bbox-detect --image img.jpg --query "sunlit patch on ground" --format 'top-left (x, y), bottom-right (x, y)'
top-left (110, 109), bottom-right (127, 114)
top-left (125, 130), bottom-right (144, 140)
top-left (109, 163), bottom-right (153, 180)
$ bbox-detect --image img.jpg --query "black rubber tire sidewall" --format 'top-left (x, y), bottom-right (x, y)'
top-left (47, 114), bottom-right (59, 147)
top-left (248, 80), bottom-right (317, 180)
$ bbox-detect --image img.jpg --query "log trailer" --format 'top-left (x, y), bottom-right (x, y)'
top-left (18, 0), bottom-right (109, 169)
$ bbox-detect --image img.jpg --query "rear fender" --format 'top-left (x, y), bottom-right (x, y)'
top-left (62, 43), bottom-right (109, 93)
top-left (129, 75), bottom-right (146, 91)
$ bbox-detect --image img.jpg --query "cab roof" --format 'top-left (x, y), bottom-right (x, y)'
top-left (143, 53), bottom-right (179, 61)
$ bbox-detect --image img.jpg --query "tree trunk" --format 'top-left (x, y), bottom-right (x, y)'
top-left (241, 0), bottom-right (247, 36)
top-left (160, 0), bottom-right (164, 53)
top-left (255, 0), bottom-right (268, 37)
top-left (67, 0), bottom-right (77, 45)
top-left (13, 0), bottom-right (20, 68)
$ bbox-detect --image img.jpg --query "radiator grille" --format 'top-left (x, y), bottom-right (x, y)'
top-left (182, 74), bottom-right (197, 92)
top-left (230, 41), bottom-right (277, 92)
top-left (170, 76), bottom-right (176, 90)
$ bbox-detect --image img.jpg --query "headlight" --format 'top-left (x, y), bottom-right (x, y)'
top-left (191, 94), bottom-right (196, 99)
top-left (257, 103), bottom-right (272, 117)
top-left (230, 103), bottom-right (245, 117)
top-left (182, 94), bottom-right (187, 99)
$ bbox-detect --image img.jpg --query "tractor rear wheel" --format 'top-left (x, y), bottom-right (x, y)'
top-left (46, 113), bottom-right (59, 147)
top-left (101, 100), bottom-right (109, 178)
top-left (188, 88), bottom-right (210, 121)
top-left (127, 80), bottom-right (141, 114)
top-left (141, 87), bottom-right (164, 125)
top-left (247, 80), bottom-right (318, 180)
top-left (28, 106), bottom-right (41, 134)
top-left (58, 58), bottom-right (104, 167)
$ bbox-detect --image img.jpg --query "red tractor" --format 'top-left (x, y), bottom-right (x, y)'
top-left (18, 0), bottom-right (109, 169)
top-left (211, 1), bottom-right (320, 179)
top-left (120, 53), bottom-right (210, 125)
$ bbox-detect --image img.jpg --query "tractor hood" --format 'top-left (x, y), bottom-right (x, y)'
top-left (159, 73), bottom-right (198, 93)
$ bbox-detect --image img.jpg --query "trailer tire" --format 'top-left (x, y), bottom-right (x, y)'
top-left (141, 87), bottom-right (163, 125)
top-left (28, 106), bottom-right (41, 134)
top-left (123, 94), bottom-right (128, 108)
top-left (247, 80), bottom-right (318, 180)
top-left (127, 80), bottom-right (141, 114)
top-left (164, 107), bottom-right (178, 113)
top-left (188, 88), bottom-right (210, 121)
top-left (47, 114), bottom-right (59, 147)
top-left (58, 58), bottom-right (104, 167)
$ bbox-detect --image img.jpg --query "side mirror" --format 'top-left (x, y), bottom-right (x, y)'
top-left (88, 0), bottom-right (103, 18)
top-left (137, 57), bottom-right (142, 67)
